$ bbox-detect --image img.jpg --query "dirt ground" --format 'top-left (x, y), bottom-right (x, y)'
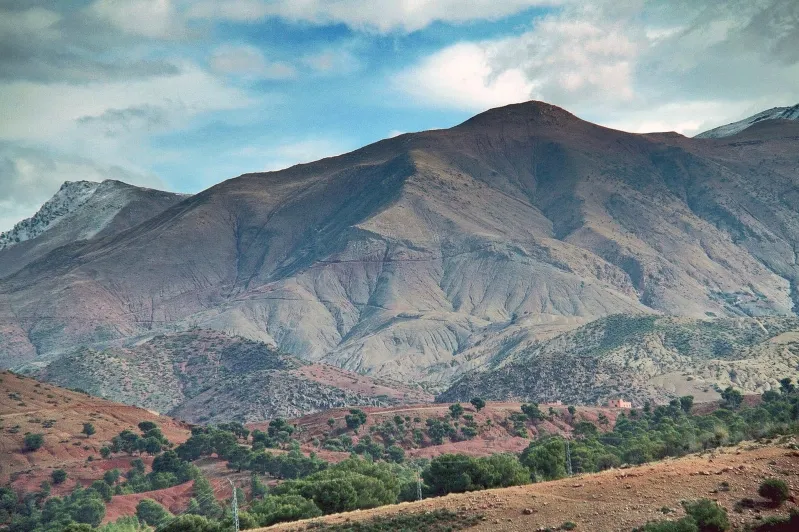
top-left (261, 442), bottom-right (799, 532)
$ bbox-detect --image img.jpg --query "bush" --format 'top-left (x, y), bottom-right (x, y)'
top-left (682, 499), bottom-right (729, 532)
top-left (635, 518), bottom-right (699, 532)
top-left (24, 433), bottom-right (44, 452)
top-left (160, 514), bottom-right (222, 532)
top-left (136, 498), bottom-right (172, 527)
top-left (758, 478), bottom-right (790, 506)
top-left (52, 469), bottom-right (68, 485)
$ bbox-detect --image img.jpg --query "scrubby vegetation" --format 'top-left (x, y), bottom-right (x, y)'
top-left (2, 379), bottom-right (798, 531)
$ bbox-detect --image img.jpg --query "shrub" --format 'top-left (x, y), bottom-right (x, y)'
top-left (449, 403), bottom-right (464, 419)
top-left (24, 433), bottom-right (44, 452)
top-left (634, 518), bottom-right (699, 532)
top-left (758, 478), bottom-right (790, 506)
top-left (681, 499), bottom-right (729, 532)
top-left (470, 397), bottom-right (486, 412)
top-left (136, 498), bottom-right (172, 527)
top-left (52, 469), bottom-right (68, 485)
top-left (82, 423), bottom-right (96, 438)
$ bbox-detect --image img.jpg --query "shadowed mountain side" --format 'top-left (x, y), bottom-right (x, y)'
top-left (1, 101), bottom-right (798, 386)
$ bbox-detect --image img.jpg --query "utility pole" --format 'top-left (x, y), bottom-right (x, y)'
top-left (566, 437), bottom-right (573, 476)
top-left (228, 479), bottom-right (239, 532)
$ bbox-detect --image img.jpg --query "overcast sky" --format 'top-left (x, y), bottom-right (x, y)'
top-left (1, 0), bottom-right (798, 231)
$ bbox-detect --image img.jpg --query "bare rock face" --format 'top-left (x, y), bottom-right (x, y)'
top-left (2, 100), bottom-right (799, 398)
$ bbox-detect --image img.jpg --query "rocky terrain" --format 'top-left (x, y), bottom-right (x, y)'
top-left (33, 330), bottom-right (430, 424)
top-left (440, 315), bottom-right (799, 405)
top-left (2, 100), bottom-right (799, 404)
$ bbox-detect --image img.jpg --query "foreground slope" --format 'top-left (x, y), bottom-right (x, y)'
top-left (2, 101), bottom-right (799, 388)
top-left (262, 442), bottom-right (799, 531)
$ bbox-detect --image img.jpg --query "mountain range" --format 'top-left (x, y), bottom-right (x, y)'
top-left (2, 100), bottom-right (799, 416)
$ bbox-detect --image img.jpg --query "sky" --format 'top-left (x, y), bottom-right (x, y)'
top-left (1, 0), bottom-right (798, 232)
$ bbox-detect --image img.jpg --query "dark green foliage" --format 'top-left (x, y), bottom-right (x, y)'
top-left (137, 421), bottom-right (157, 433)
top-left (521, 437), bottom-right (566, 481)
top-left (634, 519), bottom-right (699, 532)
top-left (136, 498), bottom-right (172, 527)
top-left (90, 480), bottom-right (113, 502)
top-left (82, 423), bottom-right (96, 437)
top-left (251, 473), bottom-right (268, 499)
top-left (680, 396), bottom-right (695, 414)
top-left (102, 469), bottom-right (120, 486)
top-left (345, 409), bottom-right (368, 432)
top-left (248, 494), bottom-right (323, 527)
top-left (160, 514), bottom-right (222, 532)
top-left (682, 499), bottom-right (729, 532)
top-left (423, 453), bottom-right (529, 496)
top-left (51, 469), bottom-right (67, 485)
top-left (448, 403), bottom-right (464, 419)
top-left (521, 403), bottom-right (544, 423)
top-left (721, 387), bottom-right (743, 410)
top-left (99, 446), bottom-right (111, 459)
top-left (779, 378), bottom-right (795, 395)
top-left (470, 397), bottom-right (486, 412)
top-left (23, 433), bottom-right (44, 452)
top-left (747, 509), bottom-right (799, 531)
top-left (304, 509), bottom-right (483, 531)
top-left (758, 478), bottom-right (790, 506)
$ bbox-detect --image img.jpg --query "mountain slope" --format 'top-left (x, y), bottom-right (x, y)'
top-left (2, 101), bottom-right (799, 389)
top-left (34, 330), bottom-right (431, 423)
top-left (0, 179), bottom-right (186, 280)
top-left (439, 315), bottom-right (799, 405)
top-left (695, 103), bottom-right (799, 138)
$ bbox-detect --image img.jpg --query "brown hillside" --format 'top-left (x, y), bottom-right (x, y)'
top-left (261, 442), bottom-right (799, 532)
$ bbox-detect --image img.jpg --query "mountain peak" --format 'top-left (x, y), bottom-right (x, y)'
top-left (456, 100), bottom-right (580, 129)
top-left (695, 103), bottom-right (799, 139)
top-left (0, 181), bottom-right (101, 251)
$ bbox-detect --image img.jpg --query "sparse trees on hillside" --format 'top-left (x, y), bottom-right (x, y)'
top-left (51, 469), bottom-right (67, 484)
top-left (82, 423), bottom-right (96, 438)
top-left (679, 395), bottom-right (694, 414)
top-left (721, 387), bottom-right (743, 410)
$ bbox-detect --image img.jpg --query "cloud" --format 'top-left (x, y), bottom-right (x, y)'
top-left (0, 143), bottom-right (164, 232)
top-left (87, 0), bottom-right (185, 39)
top-left (392, 0), bottom-right (799, 135)
top-left (234, 138), bottom-right (352, 172)
top-left (210, 45), bottom-right (297, 79)
top-left (302, 48), bottom-right (361, 76)
top-left (187, 0), bottom-right (562, 32)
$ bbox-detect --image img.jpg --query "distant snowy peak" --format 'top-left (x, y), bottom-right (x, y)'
top-left (0, 181), bottom-right (100, 251)
top-left (696, 104), bottom-right (799, 139)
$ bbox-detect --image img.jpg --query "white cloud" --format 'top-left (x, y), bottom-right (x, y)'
top-left (393, 42), bottom-right (534, 111)
top-left (187, 0), bottom-right (563, 33)
top-left (234, 138), bottom-right (352, 172)
top-left (392, 0), bottom-right (799, 135)
top-left (302, 48), bottom-right (361, 76)
top-left (88, 0), bottom-right (185, 39)
top-left (210, 45), bottom-right (297, 79)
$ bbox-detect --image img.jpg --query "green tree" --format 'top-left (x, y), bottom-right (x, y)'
top-left (345, 409), bottom-right (367, 432)
top-left (100, 446), bottom-right (111, 459)
top-left (520, 437), bottom-right (567, 481)
top-left (91, 480), bottom-right (113, 502)
top-left (23, 433), bottom-right (44, 452)
top-left (720, 387), bottom-right (743, 410)
top-left (52, 469), bottom-right (68, 485)
top-left (568, 405), bottom-right (577, 417)
top-left (103, 469), bottom-right (120, 486)
top-left (470, 397), bottom-right (486, 412)
top-left (160, 514), bottom-right (222, 532)
top-left (679, 396), bottom-right (695, 414)
top-left (449, 403), bottom-right (464, 419)
top-left (137, 421), bottom-right (157, 433)
top-left (779, 378), bottom-right (795, 394)
top-left (521, 403), bottom-right (544, 423)
top-left (82, 423), bottom-right (96, 438)
top-left (327, 418), bottom-right (335, 429)
top-left (758, 478), bottom-right (790, 506)
top-left (136, 498), bottom-right (172, 527)
top-left (386, 445), bottom-right (405, 463)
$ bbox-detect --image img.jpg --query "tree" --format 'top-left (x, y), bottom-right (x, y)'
top-left (758, 478), bottom-right (790, 506)
top-left (520, 437), bottom-right (567, 481)
top-left (386, 445), bottom-right (405, 463)
top-left (327, 418), bottom-right (335, 429)
top-left (103, 469), bottom-right (120, 486)
top-left (721, 387), bottom-right (743, 410)
top-left (779, 378), bottom-right (795, 395)
top-left (679, 396), bottom-right (695, 414)
top-left (160, 514), bottom-right (222, 532)
top-left (99, 446), bottom-right (111, 459)
top-left (82, 423), bottom-right (96, 438)
top-left (470, 397), bottom-right (486, 412)
top-left (24, 433), bottom-right (44, 452)
top-left (90, 480), bottom-right (113, 502)
top-left (345, 409), bottom-right (367, 432)
top-left (136, 498), bottom-right (172, 527)
top-left (681, 499), bottom-right (729, 532)
top-left (138, 421), bottom-right (157, 433)
top-left (521, 403), bottom-right (544, 423)
top-left (449, 403), bottom-right (464, 419)
top-left (567, 405), bottom-right (577, 417)
top-left (51, 469), bottom-right (68, 485)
